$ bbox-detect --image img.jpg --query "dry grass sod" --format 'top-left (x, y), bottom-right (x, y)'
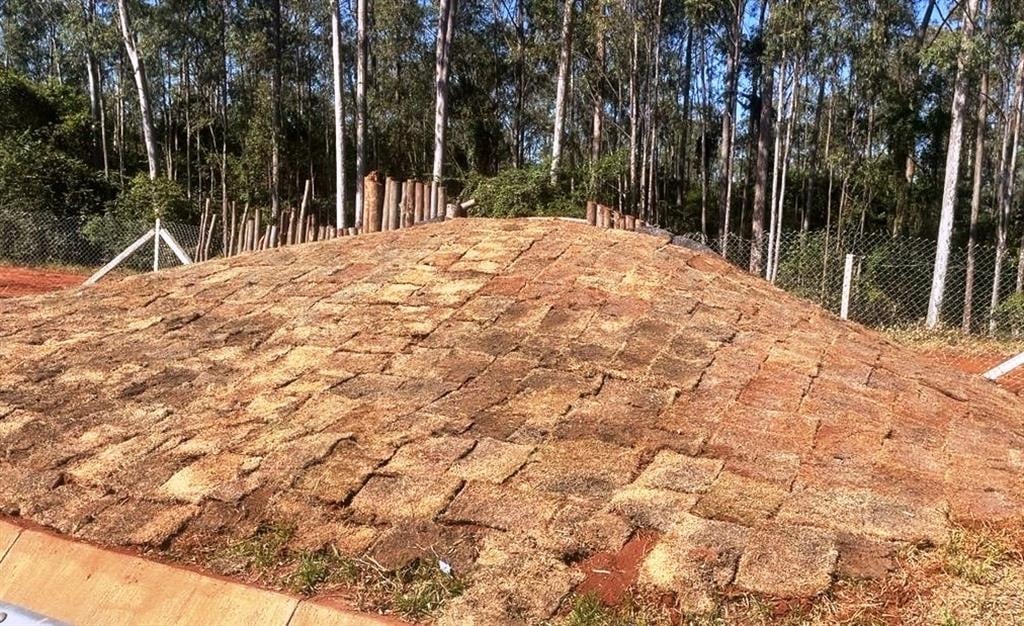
top-left (551, 524), bottom-right (1024, 626)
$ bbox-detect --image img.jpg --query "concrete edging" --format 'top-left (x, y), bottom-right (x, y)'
top-left (0, 520), bottom-right (398, 626)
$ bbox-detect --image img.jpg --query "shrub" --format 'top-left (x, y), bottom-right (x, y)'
top-left (82, 175), bottom-right (192, 264)
top-left (994, 293), bottom-right (1024, 336)
top-left (461, 163), bottom-right (584, 219)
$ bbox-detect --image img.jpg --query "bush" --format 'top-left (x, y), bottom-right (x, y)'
top-left (461, 163), bottom-right (583, 219)
top-left (0, 209), bottom-right (99, 265)
top-left (83, 175), bottom-right (192, 264)
top-left (994, 293), bottom-right (1024, 336)
top-left (0, 134), bottom-right (109, 217)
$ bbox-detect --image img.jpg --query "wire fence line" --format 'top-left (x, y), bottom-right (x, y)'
top-left (684, 228), bottom-right (1024, 389)
top-left (0, 210), bottom-right (210, 273)
top-left (2, 210), bottom-right (1022, 387)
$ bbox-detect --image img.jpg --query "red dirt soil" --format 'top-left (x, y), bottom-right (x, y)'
top-left (0, 265), bottom-right (85, 298)
top-left (576, 530), bottom-right (660, 605)
top-left (913, 346), bottom-right (1024, 395)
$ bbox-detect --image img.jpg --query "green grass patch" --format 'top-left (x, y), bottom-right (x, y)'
top-left (940, 527), bottom-right (1017, 585)
top-left (214, 523), bottom-right (295, 576)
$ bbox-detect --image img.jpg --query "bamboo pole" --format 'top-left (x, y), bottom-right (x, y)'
top-left (228, 201), bottom-right (237, 255)
top-left (203, 214), bottom-right (217, 261)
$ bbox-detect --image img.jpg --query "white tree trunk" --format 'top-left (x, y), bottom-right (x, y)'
top-left (765, 55), bottom-right (787, 278)
top-left (988, 56), bottom-right (1023, 331)
top-left (355, 0), bottom-right (368, 228)
top-left (962, 70), bottom-right (987, 332)
top-left (115, 0), bottom-right (158, 180)
top-left (926, 0), bottom-right (979, 329)
top-left (549, 0), bottom-right (574, 183)
top-left (331, 0), bottom-right (347, 231)
top-left (430, 0), bottom-right (455, 217)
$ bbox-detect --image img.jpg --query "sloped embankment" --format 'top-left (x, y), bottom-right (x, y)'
top-left (0, 218), bottom-right (1021, 623)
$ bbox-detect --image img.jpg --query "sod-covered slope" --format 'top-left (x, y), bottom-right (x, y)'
top-left (0, 218), bottom-right (1021, 623)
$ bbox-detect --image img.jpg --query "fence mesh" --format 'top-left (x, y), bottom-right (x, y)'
top-left (685, 228), bottom-right (1024, 393)
top-left (0, 211), bottom-right (208, 273)
top-left (1, 211), bottom-right (1022, 392)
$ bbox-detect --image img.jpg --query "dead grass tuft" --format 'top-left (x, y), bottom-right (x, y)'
top-left (936, 526), bottom-right (1019, 585)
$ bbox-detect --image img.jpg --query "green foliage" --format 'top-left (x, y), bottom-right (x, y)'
top-left (0, 70), bottom-right (59, 138)
top-left (773, 232), bottom-right (841, 308)
top-left (0, 134), bottom-right (109, 217)
top-left (389, 561), bottom-right (466, 619)
top-left (81, 176), bottom-right (191, 261)
top-left (462, 163), bottom-right (584, 219)
top-left (109, 174), bottom-right (191, 222)
top-left (213, 523), bottom-right (295, 576)
top-left (557, 594), bottom-right (667, 626)
top-left (994, 293), bottom-right (1024, 336)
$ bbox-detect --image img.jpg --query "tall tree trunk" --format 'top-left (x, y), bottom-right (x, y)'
top-left (679, 27), bottom-right (692, 209)
top-left (220, 0), bottom-right (229, 252)
top-left (431, 0), bottom-right (456, 215)
top-left (589, 0), bottom-right (605, 204)
top-left (749, 53), bottom-right (773, 274)
top-left (269, 0), bottom-right (282, 244)
top-left (717, 0), bottom-right (746, 252)
top-left (549, 0), bottom-right (574, 182)
top-left (926, 0), bottom-right (980, 329)
top-left (699, 32), bottom-right (709, 236)
top-left (962, 70), bottom-right (988, 332)
top-left (644, 0), bottom-right (663, 222)
top-left (331, 0), bottom-right (347, 231)
top-left (355, 0), bottom-right (368, 227)
top-left (627, 0), bottom-right (639, 212)
top-left (115, 0), bottom-right (158, 180)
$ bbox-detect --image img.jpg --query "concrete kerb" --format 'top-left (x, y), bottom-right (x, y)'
top-left (0, 518), bottom-right (402, 626)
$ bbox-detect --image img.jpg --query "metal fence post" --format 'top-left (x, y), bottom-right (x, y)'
top-left (153, 218), bottom-right (161, 272)
top-left (840, 253), bottom-right (854, 320)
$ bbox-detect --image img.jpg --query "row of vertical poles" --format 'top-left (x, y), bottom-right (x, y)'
top-left (585, 200), bottom-right (653, 231)
top-left (361, 171), bottom-right (462, 233)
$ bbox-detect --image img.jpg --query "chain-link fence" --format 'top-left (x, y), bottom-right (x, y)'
top-left (0, 210), bottom-right (211, 275)
top-left (685, 228), bottom-right (1024, 393)
top-left (3, 208), bottom-right (1022, 391)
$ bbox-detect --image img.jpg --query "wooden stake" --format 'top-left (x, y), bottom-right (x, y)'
top-left (437, 185), bottom-right (447, 221)
top-left (586, 200), bottom-right (597, 225)
top-left (414, 181), bottom-right (425, 223)
top-left (387, 178), bottom-right (400, 230)
top-left (401, 181), bottom-right (414, 227)
top-left (363, 171), bottom-right (384, 232)
top-left (297, 179), bottom-right (311, 242)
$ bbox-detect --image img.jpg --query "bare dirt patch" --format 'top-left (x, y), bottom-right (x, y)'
top-left (0, 265), bottom-right (85, 298)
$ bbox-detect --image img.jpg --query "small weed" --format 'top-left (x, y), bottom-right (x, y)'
top-left (940, 527), bottom-right (1014, 585)
top-left (216, 523), bottom-right (295, 575)
top-left (559, 593), bottom-right (671, 626)
top-left (939, 608), bottom-right (963, 626)
top-left (389, 561), bottom-right (467, 619)
top-left (290, 548), bottom-right (347, 595)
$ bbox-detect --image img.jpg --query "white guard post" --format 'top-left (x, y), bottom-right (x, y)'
top-left (840, 254), bottom-right (855, 321)
top-left (85, 218), bottom-right (193, 286)
top-left (983, 352), bottom-right (1024, 382)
